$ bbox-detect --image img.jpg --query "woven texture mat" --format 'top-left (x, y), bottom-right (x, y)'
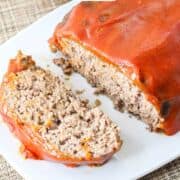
top-left (0, 0), bottom-right (180, 179)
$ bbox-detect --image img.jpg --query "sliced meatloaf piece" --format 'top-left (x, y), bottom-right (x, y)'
top-left (0, 51), bottom-right (121, 167)
top-left (53, 38), bottom-right (162, 129)
top-left (49, 0), bottom-right (180, 135)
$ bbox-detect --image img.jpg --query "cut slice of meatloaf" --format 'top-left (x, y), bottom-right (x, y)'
top-left (0, 51), bottom-right (121, 167)
top-left (49, 0), bottom-right (180, 135)
top-left (54, 38), bottom-right (163, 131)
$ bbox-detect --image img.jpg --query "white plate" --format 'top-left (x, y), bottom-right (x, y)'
top-left (0, 1), bottom-right (179, 179)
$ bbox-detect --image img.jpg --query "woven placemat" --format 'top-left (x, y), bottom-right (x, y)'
top-left (0, 0), bottom-right (179, 180)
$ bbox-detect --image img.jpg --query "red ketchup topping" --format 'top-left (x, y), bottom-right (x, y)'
top-left (49, 0), bottom-right (180, 135)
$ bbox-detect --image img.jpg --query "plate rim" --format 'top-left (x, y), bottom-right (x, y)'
top-left (0, 0), bottom-right (179, 179)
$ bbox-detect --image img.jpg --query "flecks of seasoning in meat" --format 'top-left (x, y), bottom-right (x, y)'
top-left (64, 52), bottom-right (71, 59)
top-left (38, 120), bottom-right (45, 125)
top-left (114, 99), bottom-right (124, 111)
top-left (80, 99), bottom-right (89, 107)
top-left (53, 58), bottom-right (64, 66)
top-left (64, 68), bottom-right (73, 75)
top-left (146, 124), bottom-right (153, 132)
top-left (45, 128), bottom-right (49, 133)
top-left (87, 78), bottom-right (96, 87)
top-left (55, 119), bottom-right (61, 125)
top-left (161, 101), bottom-right (170, 117)
top-left (79, 114), bottom-right (84, 120)
top-left (16, 84), bottom-right (21, 90)
top-left (94, 87), bottom-right (105, 95)
top-left (53, 58), bottom-right (73, 75)
top-left (73, 150), bottom-right (78, 154)
top-left (59, 140), bottom-right (66, 146)
top-left (86, 118), bottom-right (91, 123)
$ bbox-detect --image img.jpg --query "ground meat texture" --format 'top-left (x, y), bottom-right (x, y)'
top-left (1, 66), bottom-right (121, 160)
top-left (58, 38), bottom-right (164, 131)
top-left (53, 58), bottom-right (73, 75)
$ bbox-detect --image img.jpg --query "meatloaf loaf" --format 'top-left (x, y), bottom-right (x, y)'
top-left (0, 51), bottom-right (121, 166)
top-left (49, 0), bottom-right (180, 135)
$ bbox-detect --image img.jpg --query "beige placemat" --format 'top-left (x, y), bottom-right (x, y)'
top-left (0, 0), bottom-right (179, 179)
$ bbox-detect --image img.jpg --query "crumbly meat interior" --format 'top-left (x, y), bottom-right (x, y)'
top-left (1, 66), bottom-right (121, 158)
top-left (58, 38), bottom-right (164, 130)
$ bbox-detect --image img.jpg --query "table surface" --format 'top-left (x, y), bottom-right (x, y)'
top-left (0, 0), bottom-right (179, 180)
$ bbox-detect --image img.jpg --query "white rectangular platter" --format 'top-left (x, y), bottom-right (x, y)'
top-left (0, 0), bottom-right (179, 179)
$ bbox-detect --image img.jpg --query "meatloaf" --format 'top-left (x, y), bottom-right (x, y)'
top-left (49, 0), bottom-right (180, 135)
top-left (0, 51), bottom-right (121, 166)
